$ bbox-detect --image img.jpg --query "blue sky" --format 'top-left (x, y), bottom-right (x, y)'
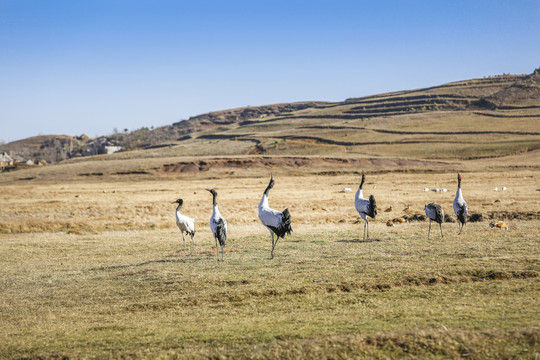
top-left (1, 0), bottom-right (539, 142)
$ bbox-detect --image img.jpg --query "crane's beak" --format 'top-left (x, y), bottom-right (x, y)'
top-left (205, 189), bottom-right (212, 192)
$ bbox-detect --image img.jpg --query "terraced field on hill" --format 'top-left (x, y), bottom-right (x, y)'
top-left (130, 72), bottom-right (540, 162)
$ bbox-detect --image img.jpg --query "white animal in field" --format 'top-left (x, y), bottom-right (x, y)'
top-left (172, 199), bottom-right (195, 251)
top-left (206, 189), bottom-right (227, 261)
top-left (258, 174), bottom-right (293, 259)
top-left (453, 173), bottom-right (468, 235)
top-left (355, 171), bottom-right (377, 240)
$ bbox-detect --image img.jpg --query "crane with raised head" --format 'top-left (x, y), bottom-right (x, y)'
top-left (453, 172), bottom-right (468, 235)
top-left (206, 189), bottom-right (227, 261)
top-left (258, 174), bottom-right (292, 259)
top-left (355, 171), bottom-right (377, 240)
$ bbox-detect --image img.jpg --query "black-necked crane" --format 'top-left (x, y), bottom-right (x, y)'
top-left (453, 172), bottom-right (468, 235)
top-left (424, 202), bottom-right (444, 240)
top-left (355, 171), bottom-right (377, 240)
top-left (258, 174), bottom-right (292, 259)
top-left (206, 189), bottom-right (227, 261)
top-left (172, 198), bottom-right (196, 251)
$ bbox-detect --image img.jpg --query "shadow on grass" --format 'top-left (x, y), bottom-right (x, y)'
top-left (89, 257), bottom-right (198, 271)
top-left (336, 238), bottom-right (382, 244)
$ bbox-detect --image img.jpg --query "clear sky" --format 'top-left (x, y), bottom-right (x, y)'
top-left (1, 0), bottom-right (539, 143)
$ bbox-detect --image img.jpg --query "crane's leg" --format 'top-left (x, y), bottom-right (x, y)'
top-left (270, 232), bottom-right (275, 259)
top-left (439, 223), bottom-right (443, 239)
top-left (458, 222), bottom-right (462, 235)
top-left (221, 245), bottom-right (224, 261)
top-left (273, 236), bottom-right (280, 256)
top-left (363, 220), bottom-right (367, 241)
top-left (366, 219), bottom-right (370, 240)
top-left (182, 232), bottom-right (186, 250)
top-left (428, 220), bottom-right (431, 240)
top-left (191, 233), bottom-right (195, 249)
top-left (215, 238), bottom-right (219, 261)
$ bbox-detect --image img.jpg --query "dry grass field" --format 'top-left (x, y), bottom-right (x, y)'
top-left (1, 72), bottom-right (540, 358)
top-left (1, 165), bottom-right (539, 359)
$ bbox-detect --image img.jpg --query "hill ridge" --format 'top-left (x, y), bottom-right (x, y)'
top-left (1, 69), bottom-right (539, 166)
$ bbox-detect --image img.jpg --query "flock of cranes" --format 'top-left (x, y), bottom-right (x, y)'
top-left (174, 172), bottom-right (470, 261)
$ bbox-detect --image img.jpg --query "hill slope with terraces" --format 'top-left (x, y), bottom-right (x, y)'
top-left (1, 70), bottom-right (539, 176)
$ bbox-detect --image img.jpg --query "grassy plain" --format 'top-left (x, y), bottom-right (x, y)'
top-left (1, 169), bottom-right (539, 359)
top-left (1, 73), bottom-right (539, 358)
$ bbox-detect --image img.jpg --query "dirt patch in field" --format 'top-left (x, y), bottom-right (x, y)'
top-left (398, 211), bottom-right (539, 223)
top-left (485, 211), bottom-right (540, 221)
top-left (159, 156), bottom-right (449, 174)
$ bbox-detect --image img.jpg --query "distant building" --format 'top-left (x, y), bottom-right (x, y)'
top-left (99, 140), bottom-right (122, 155)
top-left (1, 152), bottom-right (14, 170)
top-left (83, 140), bottom-right (122, 156)
top-left (103, 144), bottom-right (122, 154)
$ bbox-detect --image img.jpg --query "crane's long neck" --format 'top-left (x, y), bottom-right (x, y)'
top-left (176, 203), bottom-right (183, 213)
top-left (456, 178), bottom-right (463, 199)
top-left (261, 180), bottom-right (272, 208)
top-left (211, 194), bottom-right (221, 217)
top-left (263, 183), bottom-right (272, 196)
top-left (357, 178), bottom-right (365, 198)
top-left (259, 193), bottom-right (269, 209)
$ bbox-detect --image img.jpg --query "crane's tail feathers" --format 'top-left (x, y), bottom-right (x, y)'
top-left (276, 208), bottom-right (293, 238)
top-left (215, 219), bottom-right (227, 246)
top-left (368, 195), bottom-right (377, 219)
top-left (436, 206), bottom-right (444, 224)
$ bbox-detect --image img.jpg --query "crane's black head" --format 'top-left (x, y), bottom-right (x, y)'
top-left (268, 173), bottom-right (275, 189)
top-left (458, 172), bottom-right (462, 181)
top-left (206, 189), bottom-right (218, 205)
top-left (264, 174), bottom-right (275, 195)
top-left (172, 198), bottom-right (183, 205)
top-left (359, 170), bottom-right (366, 188)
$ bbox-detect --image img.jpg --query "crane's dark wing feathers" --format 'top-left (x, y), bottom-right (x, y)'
top-left (267, 208), bottom-right (293, 238)
top-left (215, 218), bottom-right (227, 246)
top-left (457, 202), bottom-right (468, 224)
top-left (435, 204), bottom-right (444, 224)
top-left (368, 195), bottom-right (377, 218)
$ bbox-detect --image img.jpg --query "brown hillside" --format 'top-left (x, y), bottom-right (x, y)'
top-left (484, 68), bottom-right (540, 107)
top-left (2, 69), bottom-right (539, 167)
